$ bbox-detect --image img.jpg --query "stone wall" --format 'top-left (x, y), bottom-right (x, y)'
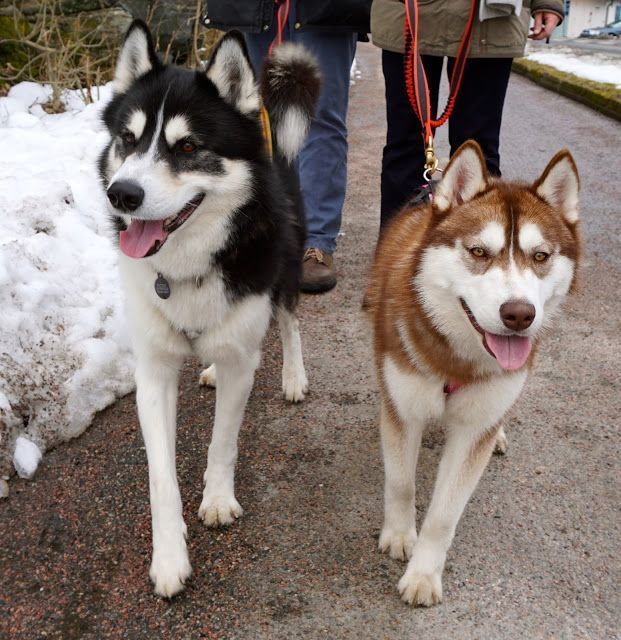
top-left (119, 1), bottom-right (201, 59)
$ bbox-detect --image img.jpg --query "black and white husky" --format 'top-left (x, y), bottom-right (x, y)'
top-left (98, 20), bottom-right (320, 597)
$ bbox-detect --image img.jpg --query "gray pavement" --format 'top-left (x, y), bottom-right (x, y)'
top-left (540, 36), bottom-right (621, 56)
top-left (1, 43), bottom-right (620, 639)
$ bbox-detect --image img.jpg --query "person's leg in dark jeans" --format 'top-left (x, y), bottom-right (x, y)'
top-left (446, 57), bottom-right (513, 177)
top-left (245, 9), bottom-right (356, 293)
top-left (380, 52), bottom-right (443, 228)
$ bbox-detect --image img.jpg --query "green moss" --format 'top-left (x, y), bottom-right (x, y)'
top-left (0, 3), bottom-right (209, 100)
top-left (0, 15), bottom-right (32, 77)
top-left (512, 58), bottom-right (621, 122)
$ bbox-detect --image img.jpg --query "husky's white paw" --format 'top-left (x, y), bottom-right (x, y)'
top-left (398, 569), bottom-right (443, 607)
top-left (282, 367), bottom-right (308, 403)
top-left (199, 494), bottom-right (243, 527)
top-left (494, 427), bottom-right (508, 455)
top-left (379, 527), bottom-right (416, 561)
top-left (150, 542), bottom-right (192, 598)
top-left (199, 364), bottom-right (216, 388)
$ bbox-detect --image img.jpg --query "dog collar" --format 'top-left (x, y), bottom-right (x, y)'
top-left (259, 103), bottom-right (273, 161)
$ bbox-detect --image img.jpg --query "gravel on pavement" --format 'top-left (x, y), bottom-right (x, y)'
top-left (1, 43), bottom-right (619, 640)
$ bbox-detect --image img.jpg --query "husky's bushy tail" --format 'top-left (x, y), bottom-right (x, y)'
top-left (260, 44), bottom-right (321, 163)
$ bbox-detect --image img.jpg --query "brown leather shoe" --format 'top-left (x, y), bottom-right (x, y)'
top-left (300, 247), bottom-right (336, 293)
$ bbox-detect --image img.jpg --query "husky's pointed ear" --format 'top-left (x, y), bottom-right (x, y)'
top-left (433, 140), bottom-right (488, 213)
top-left (206, 31), bottom-right (260, 114)
top-left (114, 20), bottom-right (160, 94)
top-left (533, 150), bottom-right (580, 223)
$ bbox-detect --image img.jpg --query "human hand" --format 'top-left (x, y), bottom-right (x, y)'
top-left (529, 12), bottom-right (561, 40)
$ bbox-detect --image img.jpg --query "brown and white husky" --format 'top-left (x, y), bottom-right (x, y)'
top-left (366, 140), bottom-right (581, 606)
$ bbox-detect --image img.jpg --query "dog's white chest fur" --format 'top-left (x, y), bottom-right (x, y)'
top-left (119, 256), bottom-right (271, 362)
top-left (153, 271), bottom-right (230, 334)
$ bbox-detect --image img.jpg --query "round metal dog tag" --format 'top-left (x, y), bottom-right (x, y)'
top-left (154, 273), bottom-right (171, 299)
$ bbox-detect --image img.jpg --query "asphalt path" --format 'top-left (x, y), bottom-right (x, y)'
top-left (1, 43), bottom-right (619, 639)
top-left (540, 36), bottom-right (621, 56)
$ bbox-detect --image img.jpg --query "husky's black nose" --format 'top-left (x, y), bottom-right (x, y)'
top-left (500, 301), bottom-right (536, 332)
top-left (107, 180), bottom-right (144, 212)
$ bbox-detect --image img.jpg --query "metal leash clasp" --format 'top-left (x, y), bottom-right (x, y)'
top-left (423, 135), bottom-right (439, 182)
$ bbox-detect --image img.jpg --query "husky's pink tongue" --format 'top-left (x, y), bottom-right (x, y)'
top-left (119, 219), bottom-right (168, 259)
top-left (484, 333), bottom-right (532, 370)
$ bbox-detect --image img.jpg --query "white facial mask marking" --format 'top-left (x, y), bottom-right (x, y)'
top-left (164, 115), bottom-right (191, 147)
top-left (108, 97), bottom-right (252, 224)
top-left (416, 238), bottom-right (575, 354)
top-left (111, 99), bottom-right (166, 184)
top-left (127, 110), bottom-right (147, 140)
top-left (518, 223), bottom-right (546, 253)
top-left (478, 221), bottom-right (505, 254)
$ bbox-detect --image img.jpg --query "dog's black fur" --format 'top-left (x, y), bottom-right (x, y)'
top-left (98, 21), bottom-right (317, 310)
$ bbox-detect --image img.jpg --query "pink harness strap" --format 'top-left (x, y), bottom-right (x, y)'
top-left (443, 380), bottom-right (464, 395)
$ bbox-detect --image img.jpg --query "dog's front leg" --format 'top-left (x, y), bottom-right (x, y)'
top-left (136, 357), bottom-right (190, 598)
top-left (199, 353), bottom-right (259, 527)
top-left (379, 401), bottom-right (423, 561)
top-left (397, 373), bottom-right (526, 606)
top-left (398, 422), bottom-right (500, 606)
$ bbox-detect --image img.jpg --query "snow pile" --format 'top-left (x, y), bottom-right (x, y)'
top-left (13, 436), bottom-right (42, 479)
top-left (0, 82), bottom-right (135, 479)
top-left (526, 48), bottom-right (621, 88)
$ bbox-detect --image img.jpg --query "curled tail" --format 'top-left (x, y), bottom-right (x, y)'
top-left (260, 44), bottom-right (321, 163)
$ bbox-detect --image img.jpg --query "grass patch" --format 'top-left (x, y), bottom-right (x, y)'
top-left (0, 1), bottom-right (124, 110)
top-left (512, 58), bottom-right (621, 121)
top-left (0, 0), bottom-right (222, 112)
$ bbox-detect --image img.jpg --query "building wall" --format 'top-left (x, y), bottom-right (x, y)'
top-left (564, 0), bottom-right (617, 37)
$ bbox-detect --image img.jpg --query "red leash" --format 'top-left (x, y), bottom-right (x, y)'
top-left (268, 0), bottom-right (291, 55)
top-left (404, 0), bottom-right (478, 177)
top-left (262, 0), bottom-right (291, 158)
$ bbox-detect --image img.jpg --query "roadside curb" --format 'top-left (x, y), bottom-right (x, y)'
top-left (512, 58), bottom-right (621, 122)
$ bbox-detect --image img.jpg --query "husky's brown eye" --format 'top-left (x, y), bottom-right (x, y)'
top-left (534, 251), bottom-right (549, 262)
top-left (121, 130), bottom-right (135, 145)
top-left (179, 140), bottom-right (196, 153)
top-left (470, 246), bottom-right (487, 258)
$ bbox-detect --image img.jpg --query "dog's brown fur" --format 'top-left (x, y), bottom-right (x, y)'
top-left (366, 145), bottom-right (580, 426)
top-left (365, 141), bottom-right (581, 606)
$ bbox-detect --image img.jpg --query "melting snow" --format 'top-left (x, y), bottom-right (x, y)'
top-left (526, 48), bottom-right (621, 88)
top-left (0, 82), bottom-right (134, 480)
top-left (12, 436), bottom-right (42, 479)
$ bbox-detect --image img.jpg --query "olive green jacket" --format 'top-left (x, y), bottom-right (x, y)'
top-left (371, 0), bottom-right (564, 58)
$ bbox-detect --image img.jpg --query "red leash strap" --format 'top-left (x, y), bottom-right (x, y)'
top-left (404, 0), bottom-right (432, 143)
top-left (268, 0), bottom-right (291, 55)
top-left (263, 1), bottom-right (290, 159)
top-left (404, 0), bottom-right (478, 175)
